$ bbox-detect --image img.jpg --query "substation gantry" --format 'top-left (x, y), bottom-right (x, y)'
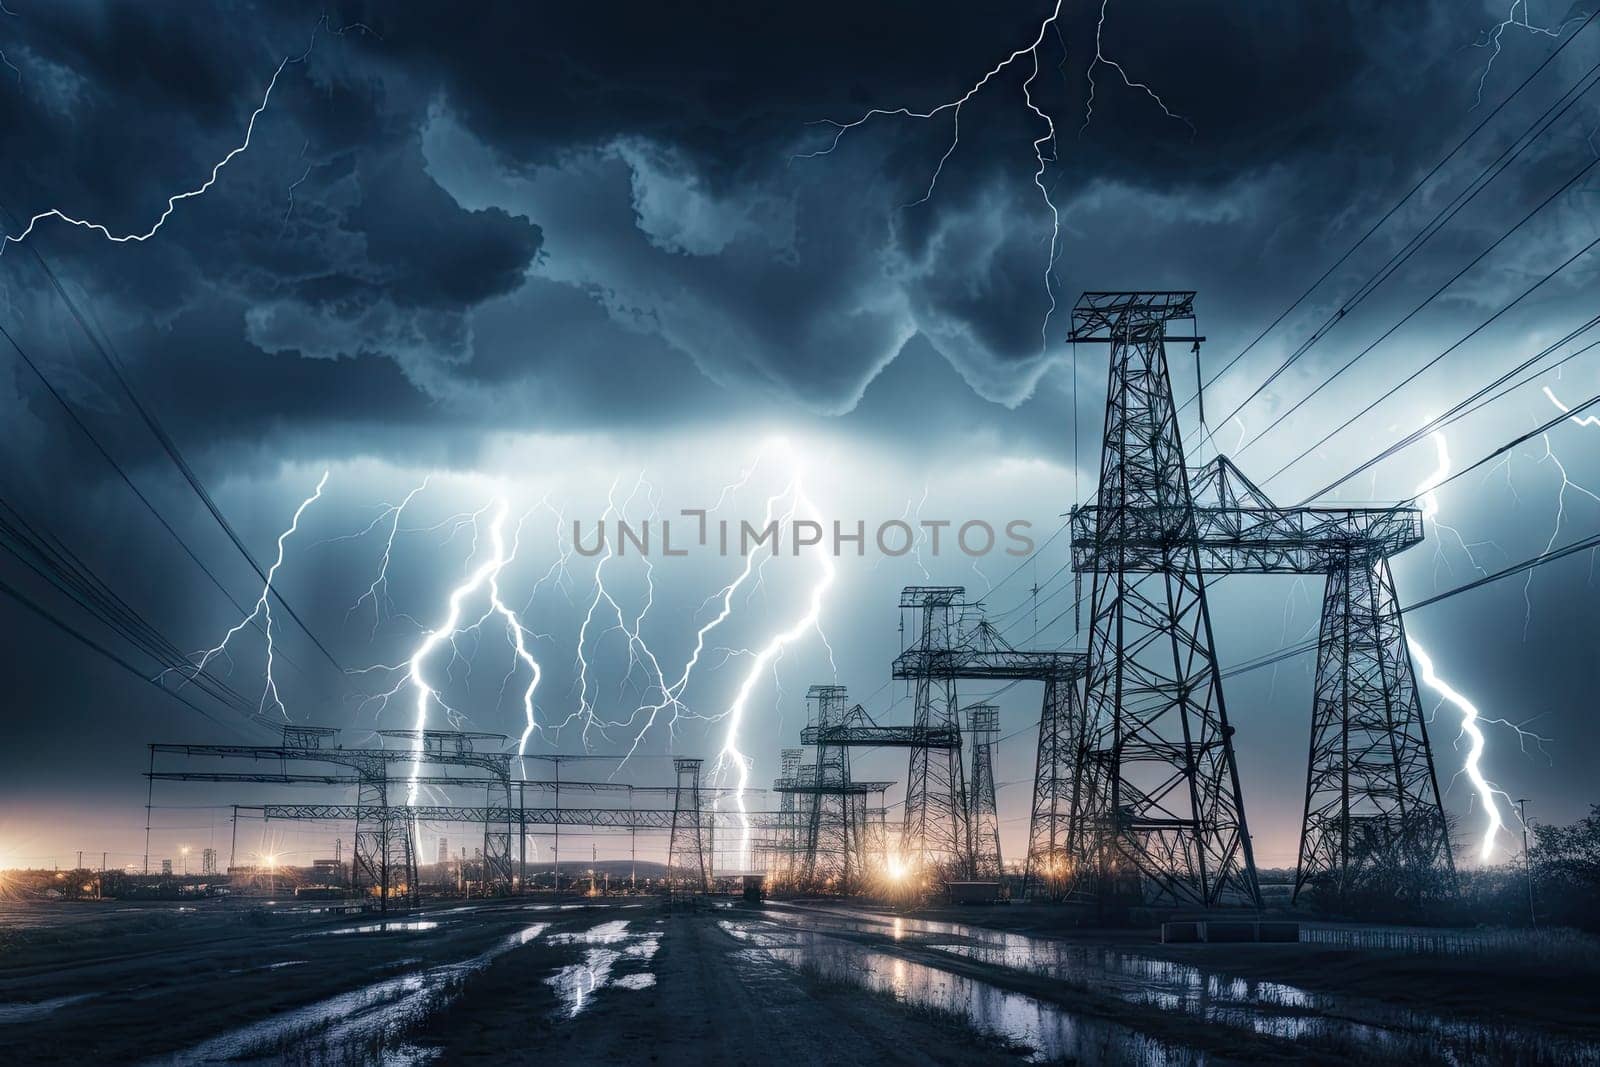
top-left (149, 726), bottom-right (515, 910)
top-left (149, 726), bottom-right (731, 904)
top-left (890, 590), bottom-right (1086, 896)
top-left (1066, 290), bottom-right (1454, 908)
top-left (765, 597), bottom-right (1082, 896)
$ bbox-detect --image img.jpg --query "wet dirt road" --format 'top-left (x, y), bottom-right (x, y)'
top-left (3, 897), bottom-right (1597, 1063)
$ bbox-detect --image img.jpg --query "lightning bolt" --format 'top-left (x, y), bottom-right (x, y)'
top-left (795, 3), bottom-right (1187, 358)
top-left (1081, 0), bottom-right (1195, 138)
top-left (567, 475), bottom-right (682, 748)
top-left (1471, 0), bottom-right (1587, 108)
top-left (1, 16), bottom-right (373, 255)
top-left (338, 479), bottom-right (430, 639)
top-left (1526, 429), bottom-right (1600, 638)
top-left (0, 2), bottom-right (20, 91)
top-left (1410, 432), bottom-right (1550, 862)
top-left (346, 498), bottom-right (545, 799)
top-left (396, 500), bottom-right (520, 801)
top-left (1405, 640), bottom-right (1508, 862)
top-left (1543, 382), bottom-right (1600, 426)
top-left (167, 471), bottom-right (329, 720)
top-left (492, 510), bottom-right (544, 775)
top-left (2, 61), bottom-right (291, 255)
top-left (615, 459), bottom-right (786, 765)
top-left (711, 442), bottom-right (837, 871)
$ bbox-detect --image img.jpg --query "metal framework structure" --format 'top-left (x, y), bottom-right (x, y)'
top-left (667, 758), bottom-right (711, 891)
top-left (1296, 552), bottom-right (1454, 902)
top-left (799, 685), bottom-right (865, 891)
top-left (254, 804), bottom-right (685, 827)
top-left (966, 704), bottom-right (1002, 879)
top-left (1067, 291), bottom-right (1259, 908)
top-left (150, 726), bottom-right (516, 909)
top-left (887, 590), bottom-right (1085, 896)
top-left (1069, 291), bottom-right (1454, 907)
top-left (894, 587), bottom-right (970, 879)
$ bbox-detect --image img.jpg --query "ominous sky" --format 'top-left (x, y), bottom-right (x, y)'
top-left (2, 1), bottom-right (1598, 874)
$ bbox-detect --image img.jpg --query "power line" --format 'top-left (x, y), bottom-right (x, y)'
top-left (0, 572), bottom-right (228, 725)
top-left (0, 495), bottom-right (257, 714)
top-left (1264, 230), bottom-right (1600, 487)
top-left (1304, 315), bottom-right (1600, 502)
top-left (1222, 527), bottom-right (1600, 681)
top-left (0, 214), bottom-right (344, 672)
top-left (0, 320), bottom-right (271, 634)
top-left (1232, 146), bottom-right (1600, 461)
top-left (1183, 10), bottom-right (1600, 416)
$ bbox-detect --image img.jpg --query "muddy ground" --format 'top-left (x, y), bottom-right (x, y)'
top-left (1, 896), bottom-right (1596, 1064)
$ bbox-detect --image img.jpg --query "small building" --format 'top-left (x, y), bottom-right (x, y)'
top-left (742, 874), bottom-right (765, 903)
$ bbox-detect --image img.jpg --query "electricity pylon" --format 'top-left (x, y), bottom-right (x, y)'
top-left (966, 704), bottom-right (1002, 879)
top-left (668, 758), bottom-right (710, 891)
top-left (1067, 291), bottom-right (1259, 907)
top-left (1071, 298), bottom-right (1454, 906)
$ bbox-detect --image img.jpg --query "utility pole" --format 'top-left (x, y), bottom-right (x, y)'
top-left (1519, 797), bottom-right (1536, 927)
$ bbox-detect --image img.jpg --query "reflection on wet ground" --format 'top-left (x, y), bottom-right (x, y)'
top-left (162, 922), bottom-right (550, 1065)
top-left (723, 920), bottom-right (1193, 1064)
top-left (545, 920), bottom-right (662, 1018)
top-left (0, 994), bottom-right (99, 1024)
top-left (740, 904), bottom-right (1600, 1064)
top-left (308, 920), bottom-right (443, 937)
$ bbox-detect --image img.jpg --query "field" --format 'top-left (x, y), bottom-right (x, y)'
top-left (1, 896), bottom-right (1597, 1064)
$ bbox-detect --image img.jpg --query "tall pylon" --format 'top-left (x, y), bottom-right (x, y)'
top-left (800, 685), bottom-right (866, 891)
top-left (668, 758), bottom-right (710, 891)
top-left (966, 704), bottom-right (1002, 879)
top-left (1023, 669), bottom-right (1081, 900)
top-left (898, 587), bottom-right (972, 880)
top-left (1068, 291), bottom-right (1259, 907)
top-left (1296, 553), bottom-right (1454, 902)
top-left (771, 747), bottom-right (804, 884)
top-left (353, 774), bottom-right (416, 909)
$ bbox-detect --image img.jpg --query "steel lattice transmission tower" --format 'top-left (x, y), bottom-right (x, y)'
top-left (799, 685), bottom-right (868, 891)
top-left (1297, 552), bottom-right (1454, 902)
top-left (1023, 663), bottom-right (1082, 901)
top-left (966, 704), bottom-right (1002, 879)
top-left (765, 747), bottom-right (805, 884)
top-left (1079, 448), bottom-right (1456, 904)
top-left (897, 587), bottom-right (972, 879)
top-left (1067, 291), bottom-right (1259, 907)
top-left (668, 758), bottom-right (710, 891)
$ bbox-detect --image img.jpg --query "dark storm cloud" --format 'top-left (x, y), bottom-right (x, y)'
top-left (0, 0), bottom-right (1546, 471)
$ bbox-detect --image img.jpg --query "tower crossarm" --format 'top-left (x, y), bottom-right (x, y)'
top-left (797, 724), bottom-right (962, 748)
top-left (891, 647), bottom-right (1086, 680)
top-left (1070, 456), bottom-right (1423, 574)
top-left (254, 803), bottom-right (690, 829)
top-left (769, 778), bottom-right (896, 794)
top-left (149, 742), bottom-right (512, 779)
top-left (1071, 503), bottom-right (1423, 573)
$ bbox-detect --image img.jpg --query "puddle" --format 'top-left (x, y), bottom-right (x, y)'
top-left (163, 922), bottom-right (550, 1064)
top-left (308, 920), bottom-right (442, 937)
top-left (723, 921), bottom-right (1191, 1064)
top-left (545, 921), bottom-right (661, 1018)
top-left (225, 960), bottom-right (310, 975)
top-left (757, 906), bottom-right (1600, 1064)
top-left (0, 994), bottom-right (98, 1024)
